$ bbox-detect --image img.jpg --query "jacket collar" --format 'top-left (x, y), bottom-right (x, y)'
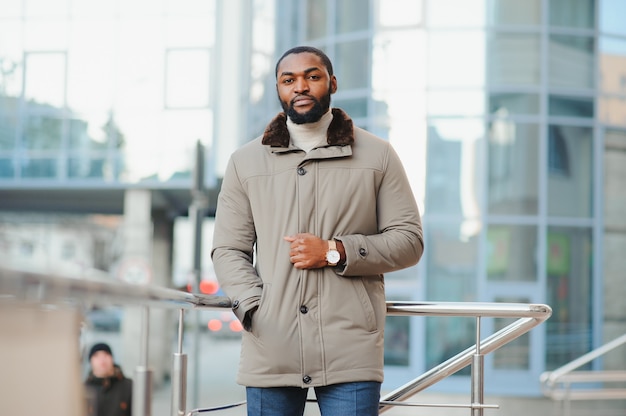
top-left (261, 108), bottom-right (354, 148)
top-left (85, 364), bottom-right (126, 388)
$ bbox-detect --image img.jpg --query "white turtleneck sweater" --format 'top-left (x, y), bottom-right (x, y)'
top-left (287, 109), bottom-right (333, 153)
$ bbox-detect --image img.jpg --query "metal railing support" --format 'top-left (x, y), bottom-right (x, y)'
top-left (471, 316), bottom-right (484, 416)
top-left (134, 305), bottom-right (153, 416)
top-left (540, 333), bottom-right (626, 413)
top-left (171, 309), bottom-right (188, 416)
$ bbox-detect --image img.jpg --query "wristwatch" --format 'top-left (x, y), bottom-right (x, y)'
top-left (325, 240), bottom-right (341, 267)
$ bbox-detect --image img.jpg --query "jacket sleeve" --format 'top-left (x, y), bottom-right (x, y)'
top-left (211, 156), bottom-right (262, 325)
top-left (336, 142), bottom-right (424, 276)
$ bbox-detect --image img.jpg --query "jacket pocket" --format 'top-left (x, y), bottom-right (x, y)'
top-left (250, 282), bottom-right (270, 338)
top-left (350, 277), bottom-right (378, 333)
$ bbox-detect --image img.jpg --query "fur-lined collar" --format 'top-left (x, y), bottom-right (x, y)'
top-left (261, 108), bottom-right (354, 147)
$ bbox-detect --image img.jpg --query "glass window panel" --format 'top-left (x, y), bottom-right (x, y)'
top-left (378, 0), bottom-right (423, 27)
top-left (24, 19), bottom-right (69, 50)
top-left (20, 158), bottom-right (58, 178)
top-left (0, 159), bottom-right (14, 177)
top-left (599, 0), bottom-right (626, 35)
top-left (25, 53), bottom-right (66, 108)
top-left (333, 98), bottom-right (368, 118)
top-left (488, 122), bottom-right (539, 215)
top-left (372, 30), bottom-right (425, 94)
top-left (68, 156), bottom-right (107, 179)
top-left (545, 227), bottom-right (593, 370)
top-left (384, 315), bottom-right (410, 366)
top-left (68, 118), bottom-right (108, 150)
top-left (489, 93), bottom-right (540, 115)
top-left (428, 32), bottom-right (486, 87)
top-left (599, 36), bottom-right (626, 94)
top-left (162, 110), bottom-right (212, 152)
top-left (549, 35), bottom-right (594, 89)
top-left (425, 221), bottom-right (478, 374)
top-left (426, 222), bottom-right (479, 300)
top-left (426, 315), bottom-right (475, 374)
top-left (547, 125), bottom-right (593, 217)
top-left (605, 128), bottom-right (626, 150)
top-left (549, 0), bottom-right (594, 29)
top-left (428, 90), bottom-right (485, 116)
top-left (165, 17), bottom-right (215, 48)
top-left (305, 0), bottom-right (327, 40)
top-left (599, 96), bottom-right (626, 127)
top-left (426, 119), bottom-right (484, 217)
top-left (488, 34), bottom-right (541, 86)
top-left (0, 22), bottom-right (24, 98)
top-left (0, 115), bottom-right (17, 150)
top-left (165, 49), bottom-right (210, 108)
top-left (336, 0), bottom-right (369, 33)
top-left (427, 0), bottom-right (486, 27)
top-left (548, 95), bottom-right (594, 118)
top-left (22, 115), bottom-right (64, 150)
top-left (66, 20), bottom-right (116, 113)
top-left (493, 296), bottom-right (531, 370)
top-left (486, 225), bottom-right (538, 281)
top-left (487, 0), bottom-right (541, 25)
top-left (335, 39), bottom-right (370, 90)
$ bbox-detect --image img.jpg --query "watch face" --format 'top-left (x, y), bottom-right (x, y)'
top-left (326, 250), bottom-right (340, 264)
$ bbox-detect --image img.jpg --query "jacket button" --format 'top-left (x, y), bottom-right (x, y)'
top-left (232, 300), bottom-right (240, 309)
top-left (300, 305), bottom-right (308, 314)
top-left (359, 248), bottom-right (367, 257)
top-left (297, 167), bottom-right (306, 175)
top-left (303, 375), bottom-right (312, 384)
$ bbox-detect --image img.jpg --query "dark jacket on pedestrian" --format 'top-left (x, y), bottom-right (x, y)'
top-left (85, 365), bottom-right (132, 416)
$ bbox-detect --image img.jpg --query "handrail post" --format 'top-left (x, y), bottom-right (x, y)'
top-left (134, 306), bottom-right (153, 416)
top-left (471, 316), bottom-right (484, 416)
top-left (171, 309), bottom-right (188, 416)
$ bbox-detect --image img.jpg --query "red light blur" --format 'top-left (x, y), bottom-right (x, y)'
top-left (200, 280), bottom-right (219, 295)
top-left (229, 320), bottom-right (243, 332)
top-left (207, 319), bottom-right (222, 332)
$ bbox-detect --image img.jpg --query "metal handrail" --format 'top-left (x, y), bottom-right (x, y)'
top-left (379, 302), bottom-right (551, 414)
top-left (1, 268), bottom-right (552, 416)
top-left (540, 333), bottom-right (626, 412)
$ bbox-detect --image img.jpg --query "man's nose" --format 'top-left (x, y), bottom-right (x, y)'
top-left (294, 77), bottom-right (309, 93)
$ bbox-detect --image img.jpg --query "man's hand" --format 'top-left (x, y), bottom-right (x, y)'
top-left (284, 233), bottom-right (328, 269)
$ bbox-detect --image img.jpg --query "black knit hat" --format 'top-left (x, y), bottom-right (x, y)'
top-left (89, 342), bottom-right (113, 360)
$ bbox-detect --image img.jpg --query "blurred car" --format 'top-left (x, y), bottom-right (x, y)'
top-left (202, 310), bottom-right (243, 339)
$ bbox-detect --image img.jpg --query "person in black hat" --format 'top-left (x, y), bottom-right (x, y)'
top-left (84, 342), bottom-right (133, 416)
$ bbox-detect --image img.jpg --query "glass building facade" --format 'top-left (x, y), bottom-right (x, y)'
top-left (1, 0), bottom-right (625, 397)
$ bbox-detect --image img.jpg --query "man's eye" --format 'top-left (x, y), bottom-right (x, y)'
top-left (308, 75), bottom-right (320, 80)
top-left (283, 79), bottom-right (294, 84)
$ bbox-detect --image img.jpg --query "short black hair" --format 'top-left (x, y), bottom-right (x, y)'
top-left (275, 46), bottom-right (334, 78)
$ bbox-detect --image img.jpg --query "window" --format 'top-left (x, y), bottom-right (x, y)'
top-left (547, 125), bottom-right (593, 217)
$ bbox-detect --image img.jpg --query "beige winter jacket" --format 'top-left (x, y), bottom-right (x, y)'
top-left (211, 108), bottom-right (423, 388)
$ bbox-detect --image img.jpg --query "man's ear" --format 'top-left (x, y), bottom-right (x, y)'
top-left (330, 75), bottom-right (338, 94)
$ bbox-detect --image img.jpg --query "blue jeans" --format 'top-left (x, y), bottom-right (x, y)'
top-left (246, 381), bottom-right (381, 416)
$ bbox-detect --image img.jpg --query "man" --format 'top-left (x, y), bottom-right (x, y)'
top-left (84, 342), bottom-right (132, 416)
top-left (211, 45), bottom-right (423, 416)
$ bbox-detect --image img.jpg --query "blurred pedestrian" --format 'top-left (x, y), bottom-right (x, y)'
top-left (84, 342), bottom-right (132, 416)
top-left (211, 45), bottom-right (424, 416)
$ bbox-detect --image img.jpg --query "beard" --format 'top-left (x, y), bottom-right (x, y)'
top-left (281, 90), bottom-right (332, 125)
